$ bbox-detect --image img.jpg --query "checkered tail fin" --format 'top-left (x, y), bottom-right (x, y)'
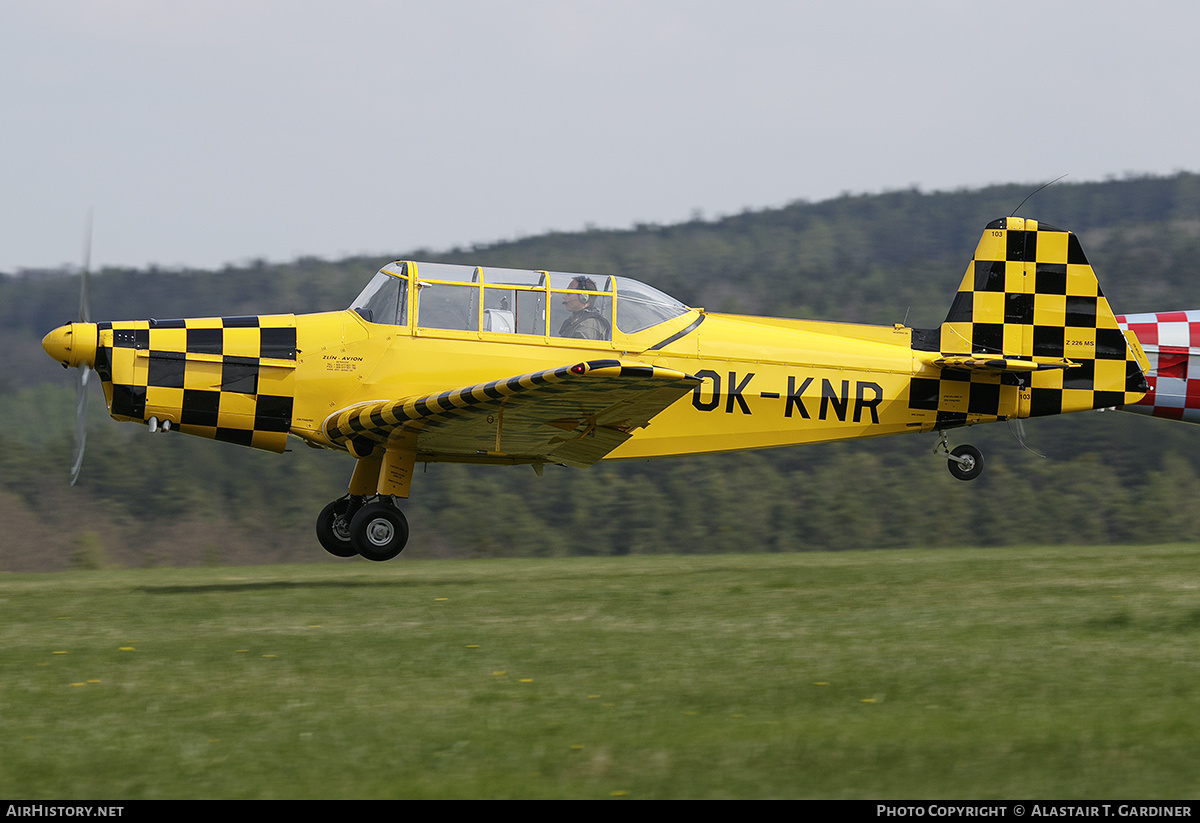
top-left (934, 217), bottom-right (1148, 418)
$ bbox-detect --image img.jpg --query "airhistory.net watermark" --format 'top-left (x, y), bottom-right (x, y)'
top-left (6, 807), bottom-right (123, 817)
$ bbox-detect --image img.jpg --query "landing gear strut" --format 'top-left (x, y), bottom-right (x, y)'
top-left (934, 431), bottom-right (984, 481)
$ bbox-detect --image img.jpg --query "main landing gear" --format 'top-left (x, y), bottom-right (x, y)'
top-left (934, 431), bottom-right (984, 481)
top-left (316, 433), bottom-right (417, 562)
top-left (317, 494), bottom-right (409, 561)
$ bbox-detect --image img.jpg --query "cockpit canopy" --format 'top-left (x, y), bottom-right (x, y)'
top-left (350, 261), bottom-right (691, 340)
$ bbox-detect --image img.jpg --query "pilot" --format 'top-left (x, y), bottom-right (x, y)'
top-left (557, 276), bottom-right (611, 340)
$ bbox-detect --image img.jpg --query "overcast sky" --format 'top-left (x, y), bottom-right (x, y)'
top-left (3, 1), bottom-right (1198, 273)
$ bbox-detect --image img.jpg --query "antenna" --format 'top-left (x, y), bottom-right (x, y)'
top-left (1010, 174), bottom-right (1068, 218)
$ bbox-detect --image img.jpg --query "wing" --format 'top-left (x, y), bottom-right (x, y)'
top-left (322, 359), bottom-right (700, 468)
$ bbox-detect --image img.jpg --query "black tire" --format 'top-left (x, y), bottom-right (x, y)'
top-left (316, 499), bottom-right (358, 557)
top-left (948, 444), bottom-right (984, 481)
top-left (349, 502), bottom-right (409, 561)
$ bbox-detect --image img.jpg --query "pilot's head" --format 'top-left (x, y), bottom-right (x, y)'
top-left (563, 276), bottom-right (597, 313)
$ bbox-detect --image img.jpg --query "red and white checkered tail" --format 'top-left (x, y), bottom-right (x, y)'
top-left (1116, 310), bottom-right (1200, 423)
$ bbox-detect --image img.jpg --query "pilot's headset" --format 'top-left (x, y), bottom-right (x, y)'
top-left (572, 276), bottom-right (598, 305)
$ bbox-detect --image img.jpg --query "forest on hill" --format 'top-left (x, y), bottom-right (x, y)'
top-left (5, 174), bottom-right (1200, 570)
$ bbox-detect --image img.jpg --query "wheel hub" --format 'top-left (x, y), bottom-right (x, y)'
top-left (332, 517), bottom-right (351, 541)
top-left (365, 517), bottom-right (395, 546)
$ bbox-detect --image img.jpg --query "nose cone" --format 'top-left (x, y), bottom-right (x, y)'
top-left (42, 322), bottom-right (98, 369)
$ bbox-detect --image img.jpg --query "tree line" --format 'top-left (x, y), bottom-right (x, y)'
top-left (5, 174), bottom-right (1200, 569)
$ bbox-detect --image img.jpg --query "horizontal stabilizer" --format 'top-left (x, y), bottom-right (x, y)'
top-left (926, 354), bottom-right (1075, 373)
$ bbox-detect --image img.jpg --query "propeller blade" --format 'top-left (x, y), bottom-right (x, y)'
top-left (71, 365), bottom-right (90, 486)
top-left (70, 209), bottom-right (94, 484)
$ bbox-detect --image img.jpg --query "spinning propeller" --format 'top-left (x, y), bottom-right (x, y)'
top-left (70, 214), bottom-right (92, 485)
top-left (41, 212), bottom-right (97, 485)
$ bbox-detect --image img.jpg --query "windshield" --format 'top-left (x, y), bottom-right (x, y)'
top-left (612, 276), bottom-right (689, 333)
top-left (350, 267), bottom-right (408, 326)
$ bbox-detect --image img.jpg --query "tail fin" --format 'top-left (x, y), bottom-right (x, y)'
top-left (1116, 310), bottom-right (1200, 423)
top-left (913, 218), bottom-right (1148, 424)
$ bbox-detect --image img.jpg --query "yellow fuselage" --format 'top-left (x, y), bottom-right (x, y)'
top-left (283, 307), bottom-right (947, 462)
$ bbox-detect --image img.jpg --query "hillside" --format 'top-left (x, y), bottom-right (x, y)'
top-left (6, 174), bottom-right (1200, 570)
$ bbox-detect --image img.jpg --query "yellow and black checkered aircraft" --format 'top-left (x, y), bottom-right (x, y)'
top-left (42, 218), bottom-right (1149, 560)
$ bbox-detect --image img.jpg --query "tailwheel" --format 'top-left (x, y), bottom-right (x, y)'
top-left (350, 499), bottom-right (409, 562)
top-left (316, 496), bottom-right (360, 558)
top-left (947, 444), bottom-right (984, 481)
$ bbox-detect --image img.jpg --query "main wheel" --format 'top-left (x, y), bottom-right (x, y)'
top-left (316, 499), bottom-right (357, 557)
top-left (947, 444), bottom-right (984, 481)
top-left (350, 501), bottom-right (409, 561)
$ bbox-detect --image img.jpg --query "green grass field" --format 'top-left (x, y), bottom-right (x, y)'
top-left (2, 545), bottom-right (1198, 799)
